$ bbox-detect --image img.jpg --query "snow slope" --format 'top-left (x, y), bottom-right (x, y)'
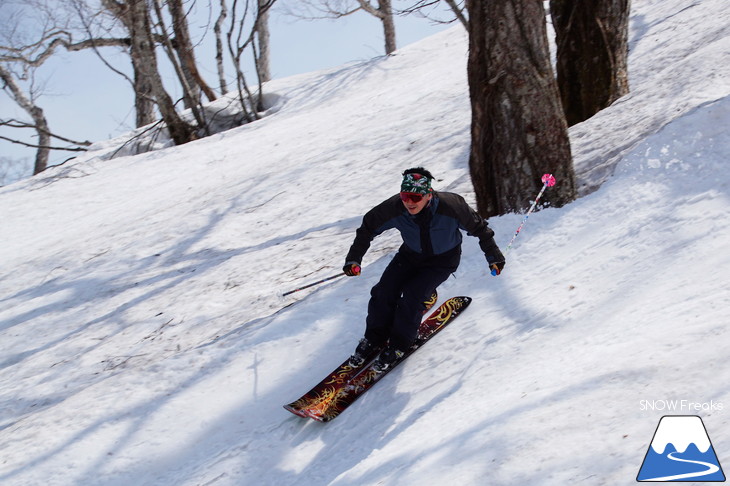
top-left (1, 1), bottom-right (729, 485)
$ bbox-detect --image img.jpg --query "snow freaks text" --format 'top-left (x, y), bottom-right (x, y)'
top-left (639, 400), bottom-right (724, 412)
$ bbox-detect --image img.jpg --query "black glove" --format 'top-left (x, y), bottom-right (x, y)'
top-left (489, 261), bottom-right (505, 276)
top-left (343, 261), bottom-right (361, 277)
top-left (487, 248), bottom-right (506, 276)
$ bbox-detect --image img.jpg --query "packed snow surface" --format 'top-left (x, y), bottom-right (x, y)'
top-left (1, 0), bottom-right (728, 484)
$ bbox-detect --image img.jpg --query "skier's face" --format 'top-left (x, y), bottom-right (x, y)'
top-left (400, 192), bottom-right (432, 215)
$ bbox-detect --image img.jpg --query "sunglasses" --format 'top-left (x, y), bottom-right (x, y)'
top-left (400, 192), bottom-right (426, 203)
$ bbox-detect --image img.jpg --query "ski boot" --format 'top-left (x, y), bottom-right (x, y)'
top-left (372, 346), bottom-right (405, 373)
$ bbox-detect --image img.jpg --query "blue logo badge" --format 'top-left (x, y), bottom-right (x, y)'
top-left (637, 415), bottom-right (725, 482)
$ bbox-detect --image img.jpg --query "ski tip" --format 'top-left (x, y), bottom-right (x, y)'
top-left (284, 404), bottom-right (332, 422)
top-left (283, 404), bottom-right (309, 418)
top-left (302, 409), bottom-right (330, 422)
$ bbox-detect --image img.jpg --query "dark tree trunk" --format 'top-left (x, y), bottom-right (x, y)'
top-left (355, 0), bottom-right (397, 55)
top-left (167, 0), bottom-right (217, 104)
top-left (0, 64), bottom-right (50, 174)
top-left (550, 0), bottom-right (630, 126)
top-left (256, 0), bottom-right (272, 82)
top-left (380, 0), bottom-right (397, 55)
top-left (32, 108), bottom-right (51, 174)
top-left (102, 0), bottom-right (194, 143)
top-left (466, 0), bottom-right (577, 217)
top-left (214, 0), bottom-right (228, 94)
top-left (126, 0), bottom-right (193, 145)
top-left (132, 60), bottom-right (155, 127)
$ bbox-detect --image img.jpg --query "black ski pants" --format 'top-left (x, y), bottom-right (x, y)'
top-left (364, 247), bottom-right (459, 351)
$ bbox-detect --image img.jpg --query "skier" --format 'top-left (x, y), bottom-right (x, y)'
top-left (343, 167), bottom-right (505, 372)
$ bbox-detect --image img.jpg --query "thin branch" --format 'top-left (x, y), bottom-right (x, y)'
top-left (0, 134), bottom-right (89, 151)
top-left (355, 0), bottom-right (383, 20)
top-left (1, 33), bottom-right (131, 66)
top-left (68, 0), bottom-right (137, 89)
top-left (1, 118), bottom-right (92, 145)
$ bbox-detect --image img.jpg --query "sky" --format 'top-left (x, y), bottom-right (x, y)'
top-left (0, 1), bottom-right (454, 181)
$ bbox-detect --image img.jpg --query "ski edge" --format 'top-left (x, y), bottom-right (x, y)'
top-left (283, 292), bottom-right (439, 418)
top-left (297, 295), bottom-right (472, 422)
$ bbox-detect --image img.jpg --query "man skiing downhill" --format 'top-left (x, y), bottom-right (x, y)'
top-left (343, 167), bottom-right (505, 372)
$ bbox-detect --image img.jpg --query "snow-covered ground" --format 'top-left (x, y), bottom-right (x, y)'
top-left (1, 1), bottom-right (729, 484)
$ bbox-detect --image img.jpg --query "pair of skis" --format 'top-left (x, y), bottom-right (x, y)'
top-left (282, 174), bottom-right (556, 421)
top-left (284, 295), bottom-right (472, 422)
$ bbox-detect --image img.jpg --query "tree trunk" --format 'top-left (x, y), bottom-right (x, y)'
top-left (550, 0), bottom-right (630, 126)
top-left (379, 0), bottom-right (397, 55)
top-left (132, 60), bottom-right (156, 127)
top-left (256, 0), bottom-right (272, 83)
top-left (127, 0), bottom-right (193, 145)
top-left (167, 0), bottom-right (217, 104)
top-left (32, 107), bottom-right (51, 174)
top-left (444, 0), bottom-right (469, 29)
top-left (215, 0), bottom-right (229, 94)
top-left (356, 0), bottom-right (397, 55)
top-left (0, 64), bottom-right (50, 174)
top-left (466, 0), bottom-right (576, 217)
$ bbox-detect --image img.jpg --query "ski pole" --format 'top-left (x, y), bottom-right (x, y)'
top-left (493, 173), bottom-right (557, 275)
top-left (282, 272), bottom-right (345, 297)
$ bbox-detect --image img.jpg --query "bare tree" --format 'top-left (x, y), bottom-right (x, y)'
top-left (0, 64), bottom-right (52, 174)
top-left (2, 0), bottom-right (280, 175)
top-left (362, 0), bottom-right (396, 54)
top-left (214, 0), bottom-right (274, 92)
top-left (66, 0), bottom-right (155, 126)
top-left (399, 0), bottom-right (468, 29)
top-left (295, 0), bottom-right (397, 55)
top-left (211, 0), bottom-right (274, 97)
top-left (0, 154), bottom-right (30, 186)
top-left (72, 0), bottom-right (277, 137)
top-left (550, 0), bottom-right (631, 126)
top-left (214, 0), bottom-right (229, 94)
top-left (256, 0), bottom-right (272, 82)
top-left (466, 0), bottom-right (576, 217)
top-left (1, 5), bottom-right (96, 174)
top-left (101, 0), bottom-right (194, 145)
top-left (73, 0), bottom-right (226, 135)
top-left (150, 0), bottom-right (212, 134)
top-left (158, 0), bottom-right (217, 105)
top-left (224, 0), bottom-right (277, 120)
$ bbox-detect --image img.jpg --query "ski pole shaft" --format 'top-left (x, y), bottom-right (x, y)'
top-left (282, 272), bottom-right (345, 297)
top-left (504, 186), bottom-right (546, 252)
top-left (503, 173), bottom-right (557, 252)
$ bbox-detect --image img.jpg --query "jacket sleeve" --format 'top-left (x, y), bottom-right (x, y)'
top-left (442, 193), bottom-right (505, 264)
top-left (345, 195), bottom-right (401, 264)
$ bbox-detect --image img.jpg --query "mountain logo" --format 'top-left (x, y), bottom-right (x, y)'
top-left (637, 415), bottom-right (726, 482)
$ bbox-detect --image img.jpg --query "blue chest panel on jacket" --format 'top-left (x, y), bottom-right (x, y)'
top-left (377, 200), bottom-right (464, 255)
